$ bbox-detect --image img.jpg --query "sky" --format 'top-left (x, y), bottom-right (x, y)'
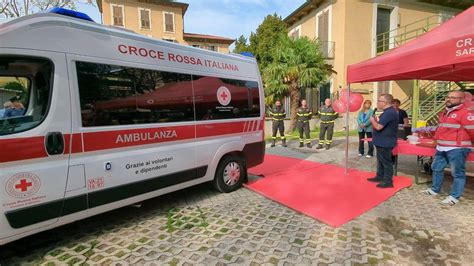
top-left (77, 0), bottom-right (306, 43)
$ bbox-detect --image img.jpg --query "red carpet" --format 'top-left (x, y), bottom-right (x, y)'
top-left (246, 154), bottom-right (413, 227)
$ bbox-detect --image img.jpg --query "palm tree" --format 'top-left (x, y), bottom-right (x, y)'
top-left (263, 35), bottom-right (328, 132)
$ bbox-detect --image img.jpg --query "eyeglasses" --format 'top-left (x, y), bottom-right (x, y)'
top-left (446, 96), bottom-right (463, 99)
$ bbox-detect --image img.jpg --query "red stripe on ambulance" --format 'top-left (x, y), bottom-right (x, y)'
top-left (0, 120), bottom-right (263, 163)
top-left (196, 121), bottom-right (246, 138)
top-left (70, 133), bottom-right (83, 153)
top-left (0, 136), bottom-right (47, 163)
top-left (82, 125), bottom-right (195, 152)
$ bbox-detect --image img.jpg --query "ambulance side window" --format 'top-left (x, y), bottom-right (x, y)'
top-left (76, 61), bottom-right (194, 126)
top-left (193, 76), bottom-right (260, 121)
top-left (0, 57), bottom-right (53, 136)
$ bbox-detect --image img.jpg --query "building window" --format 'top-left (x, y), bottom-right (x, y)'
top-left (192, 44), bottom-right (200, 48)
top-left (377, 81), bottom-right (391, 99)
top-left (163, 12), bottom-right (175, 32)
top-left (440, 10), bottom-right (455, 23)
top-left (317, 10), bottom-right (331, 58)
top-left (207, 45), bottom-right (217, 52)
top-left (317, 11), bottom-right (329, 42)
top-left (111, 5), bottom-right (124, 27)
top-left (163, 38), bottom-right (176, 43)
top-left (139, 8), bottom-right (151, 30)
top-left (290, 27), bottom-right (300, 40)
top-left (376, 8), bottom-right (392, 53)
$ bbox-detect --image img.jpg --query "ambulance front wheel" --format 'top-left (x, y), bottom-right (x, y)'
top-left (213, 155), bottom-right (246, 193)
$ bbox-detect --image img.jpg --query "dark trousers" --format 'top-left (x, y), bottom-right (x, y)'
top-left (319, 122), bottom-right (334, 145)
top-left (298, 122), bottom-right (310, 143)
top-left (358, 130), bottom-right (374, 156)
top-left (272, 121), bottom-right (285, 139)
top-left (375, 146), bottom-right (394, 184)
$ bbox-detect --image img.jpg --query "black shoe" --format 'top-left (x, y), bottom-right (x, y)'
top-left (367, 177), bottom-right (383, 182)
top-left (376, 182), bottom-right (394, 188)
top-left (282, 139), bottom-right (287, 147)
top-left (299, 143), bottom-right (304, 147)
top-left (316, 144), bottom-right (323, 149)
top-left (306, 143), bottom-right (312, 148)
top-left (325, 144), bottom-right (330, 150)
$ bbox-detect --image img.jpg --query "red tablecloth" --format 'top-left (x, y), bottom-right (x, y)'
top-left (393, 139), bottom-right (474, 161)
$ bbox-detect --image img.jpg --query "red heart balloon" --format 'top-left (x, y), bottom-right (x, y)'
top-left (333, 99), bottom-right (348, 114)
top-left (348, 93), bottom-right (364, 112)
top-left (339, 89), bottom-right (352, 104)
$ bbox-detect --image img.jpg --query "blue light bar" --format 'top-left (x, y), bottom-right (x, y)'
top-left (239, 52), bottom-right (255, 57)
top-left (48, 7), bottom-right (95, 22)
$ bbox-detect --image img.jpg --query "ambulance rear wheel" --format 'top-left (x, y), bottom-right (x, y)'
top-left (213, 155), bottom-right (246, 193)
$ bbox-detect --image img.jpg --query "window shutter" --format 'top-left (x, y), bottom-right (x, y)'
top-left (113, 6), bottom-right (123, 26)
top-left (140, 10), bottom-right (150, 29)
top-left (165, 13), bottom-right (174, 32)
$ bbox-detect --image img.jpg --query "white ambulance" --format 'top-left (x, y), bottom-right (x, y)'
top-left (0, 8), bottom-right (265, 245)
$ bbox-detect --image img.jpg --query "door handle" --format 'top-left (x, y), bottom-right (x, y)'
top-left (45, 132), bottom-right (64, 155)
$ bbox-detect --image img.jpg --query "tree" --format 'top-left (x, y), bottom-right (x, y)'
top-left (4, 81), bottom-right (25, 92)
top-left (248, 13), bottom-right (287, 71)
top-left (0, 0), bottom-right (91, 18)
top-left (263, 36), bottom-right (329, 132)
top-left (232, 35), bottom-right (249, 54)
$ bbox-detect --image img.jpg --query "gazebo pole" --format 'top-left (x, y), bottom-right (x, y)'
top-left (412, 80), bottom-right (420, 127)
top-left (345, 84), bottom-right (351, 174)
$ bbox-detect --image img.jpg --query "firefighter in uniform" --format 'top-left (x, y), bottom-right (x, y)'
top-left (297, 99), bottom-right (313, 148)
top-left (317, 98), bottom-right (339, 150)
top-left (269, 100), bottom-right (287, 147)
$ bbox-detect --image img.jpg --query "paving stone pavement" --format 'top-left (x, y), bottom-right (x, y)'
top-left (2, 137), bottom-right (474, 265)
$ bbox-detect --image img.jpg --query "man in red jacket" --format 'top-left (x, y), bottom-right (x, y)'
top-left (424, 91), bottom-right (474, 205)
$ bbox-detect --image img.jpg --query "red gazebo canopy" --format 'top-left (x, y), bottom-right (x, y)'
top-left (347, 6), bottom-right (474, 84)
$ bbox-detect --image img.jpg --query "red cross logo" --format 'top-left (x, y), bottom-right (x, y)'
top-left (217, 86), bottom-right (231, 106)
top-left (6, 173), bottom-right (41, 199)
top-left (220, 91), bottom-right (228, 101)
top-left (15, 179), bottom-right (33, 192)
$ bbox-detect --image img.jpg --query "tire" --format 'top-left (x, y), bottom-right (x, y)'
top-left (213, 155), bottom-right (246, 193)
